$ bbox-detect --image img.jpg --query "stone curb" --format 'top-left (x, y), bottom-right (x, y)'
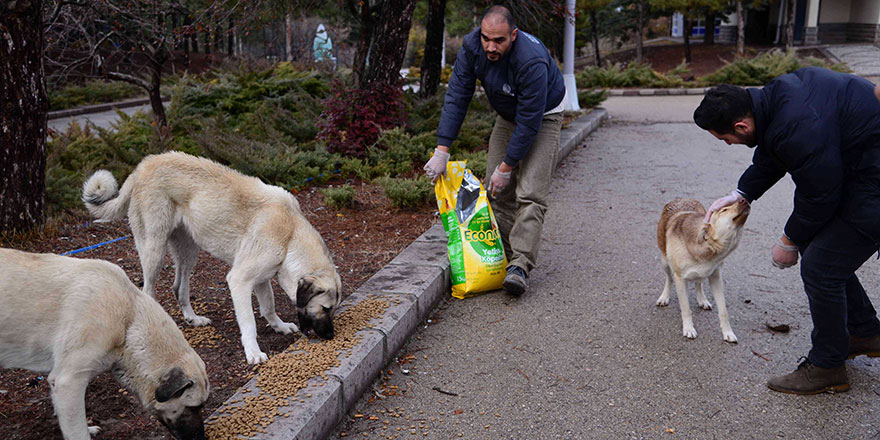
top-left (208, 108), bottom-right (610, 440)
top-left (47, 96), bottom-right (170, 120)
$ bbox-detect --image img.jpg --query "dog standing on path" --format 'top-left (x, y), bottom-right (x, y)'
top-left (82, 151), bottom-right (342, 364)
top-left (0, 248), bottom-right (209, 440)
top-left (656, 197), bottom-right (750, 342)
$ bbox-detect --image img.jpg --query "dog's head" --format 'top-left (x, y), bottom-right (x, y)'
top-left (296, 268), bottom-right (342, 339)
top-left (151, 364), bottom-right (210, 440)
top-left (702, 198), bottom-right (750, 242)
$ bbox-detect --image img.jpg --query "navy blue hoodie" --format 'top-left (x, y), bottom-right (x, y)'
top-left (437, 27), bottom-right (565, 167)
top-left (737, 67), bottom-right (880, 245)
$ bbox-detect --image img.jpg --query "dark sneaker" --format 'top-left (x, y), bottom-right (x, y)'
top-left (767, 358), bottom-right (849, 395)
top-left (848, 334), bottom-right (880, 359)
top-left (503, 266), bottom-right (528, 296)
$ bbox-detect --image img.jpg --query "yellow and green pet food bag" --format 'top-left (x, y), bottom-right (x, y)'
top-left (434, 161), bottom-right (507, 298)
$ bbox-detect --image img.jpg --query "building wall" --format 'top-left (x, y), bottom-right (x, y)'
top-left (850, 0), bottom-right (880, 24)
top-left (820, 0), bottom-right (852, 22)
top-left (818, 22), bottom-right (849, 43)
top-left (847, 23), bottom-right (880, 42)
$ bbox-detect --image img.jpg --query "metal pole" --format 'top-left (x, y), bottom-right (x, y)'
top-left (563, 0), bottom-right (580, 111)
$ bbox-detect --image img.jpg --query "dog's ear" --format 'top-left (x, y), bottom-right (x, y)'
top-left (699, 223), bottom-right (713, 242)
top-left (297, 276), bottom-right (319, 308)
top-left (156, 367), bottom-right (194, 403)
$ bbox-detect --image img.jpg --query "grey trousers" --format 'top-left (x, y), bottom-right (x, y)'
top-left (485, 112), bottom-right (563, 274)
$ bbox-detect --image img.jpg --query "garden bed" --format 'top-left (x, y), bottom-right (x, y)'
top-left (0, 180), bottom-right (436, 439)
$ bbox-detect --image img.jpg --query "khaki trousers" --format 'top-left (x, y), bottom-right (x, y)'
top-left (486, 112), bottom-right (563, 274)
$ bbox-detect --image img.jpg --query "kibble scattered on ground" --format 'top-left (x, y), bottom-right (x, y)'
top-left (205, 296), bottom-right (390, 439)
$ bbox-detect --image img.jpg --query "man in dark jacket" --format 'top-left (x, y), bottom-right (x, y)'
top-left (695, 67), bottom-right (880, 395)
top-left (423, 5), bottom-right (566, 297)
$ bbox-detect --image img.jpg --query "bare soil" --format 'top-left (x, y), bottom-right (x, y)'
top-left (0, 180), bottom-right (435, 440)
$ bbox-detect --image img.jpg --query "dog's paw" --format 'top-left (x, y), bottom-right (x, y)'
top-left (271, 321), bottom-right (299, 335)
top-left (88, 425), bottom-right (102, 437)
top-left (246, 350), bottom-right (269, 365)
top-left (656, 296), bottom-right (670, 307)
top-left (698, 300), bottom-right (713, 310)
top-left (682, 326), bottom-right (697, 339)
top-left (723, 331), bottom-right (738, 343)
top-left (186, 315), bottom-right (212, 327)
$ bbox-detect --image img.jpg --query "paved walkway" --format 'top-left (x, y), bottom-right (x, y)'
top-left (48, 103), bottom-right (152, 134)
top-left (825, 44), bottom-right (880, 78)
top-left (328, 95), bottom-right (880, 439)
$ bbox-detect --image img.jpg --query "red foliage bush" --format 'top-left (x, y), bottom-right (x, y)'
top-left (318, 79), bottom-right (407, 157)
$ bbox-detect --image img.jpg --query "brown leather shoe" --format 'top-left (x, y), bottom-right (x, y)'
top-left (848, 334), bottom-right (880, 359)
top-left (767, 359), bottom-right (849, 395)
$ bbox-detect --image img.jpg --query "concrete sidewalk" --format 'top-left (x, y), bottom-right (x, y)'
top-left (824, 44), bottom-right (880, 79)
top-left (204, 108), bottom-right (610, 439)
top-left (327, 95), bottom-right (880, 439)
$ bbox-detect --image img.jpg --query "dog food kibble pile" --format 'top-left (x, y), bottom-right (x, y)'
top-left (205, 296), bottom-right (392, 439)
top-left (181, 325), bottom-right (227, 349)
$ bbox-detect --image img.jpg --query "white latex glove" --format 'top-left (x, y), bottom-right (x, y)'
top-left (705, 189), bottom-right (746, 223)
top-left (423, 147), bottom-right (450, 182)
top-left (487, 165), bottom-right (511, 196)
top-left (771, 237), bottom-right (799, 269)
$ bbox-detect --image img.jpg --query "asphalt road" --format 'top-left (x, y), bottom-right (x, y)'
top-left (329, 95), bottom-right (880, 439)
top-left (48, 104), bottom-right (151, 134)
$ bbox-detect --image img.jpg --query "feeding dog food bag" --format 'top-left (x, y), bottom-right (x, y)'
top-left (434, 161), bottom-right (507, 298)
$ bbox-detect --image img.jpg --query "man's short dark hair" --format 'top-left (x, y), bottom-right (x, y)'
top-left (481, 5), bottom-right (516, 31)
top-left (693, 84), bottom-right (753, 134)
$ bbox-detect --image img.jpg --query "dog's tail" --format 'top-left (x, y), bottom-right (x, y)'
top-left (82, 169), bottom-right (134, 221)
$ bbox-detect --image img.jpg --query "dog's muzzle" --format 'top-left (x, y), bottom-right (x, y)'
top-left (298, 310), bottom-right (335, 340)
top-left (160, 407), bottom-right (205, 440)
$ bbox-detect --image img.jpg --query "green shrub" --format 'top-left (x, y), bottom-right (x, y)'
top-left (44, 63), bottom-right (499, 216)
top-left (45, 111), bottom-right (162, 215)
top-left (700, 49), bottom-right (851, 86)
top-left (191, 118), bottom-right (338, 189)
top-left (321, 184), bottom-right (356, 209)
top-left (339, 157), bottom-right (371, 181)
top-left (576, 62), bottom-right (685, 89)
top-left (375, 176), bottom-right (434, 209)
top-left (364, 127), bottom-right (435, 178)
top-left (49, 80), bottom-right (144, 111)
top-left (577, 89), bottom-right (608, 109)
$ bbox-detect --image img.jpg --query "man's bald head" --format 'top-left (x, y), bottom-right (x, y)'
top-left (481, 5), bottom-right (516, 31)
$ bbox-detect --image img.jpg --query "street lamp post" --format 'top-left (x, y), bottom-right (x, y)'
top-left (563, 0), bottom-right (580, 111)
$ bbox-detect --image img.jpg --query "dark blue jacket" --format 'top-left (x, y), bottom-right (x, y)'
top-left (437, 27), bottom-right (565, 167)
top-left (737, 67), bottom-right (880, 246)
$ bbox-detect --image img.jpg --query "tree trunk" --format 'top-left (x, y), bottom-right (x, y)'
top-left (736, 1), bottom-right (745, 56)
top-left (213, 25), bottom-right (221, 56)
top-left (352, 1), bottom-right (374, 87)
top-left (705, 11), bottom-right (715, 45)
top-left (0, 1), bottom-right (47, 234)
top-left (148, 56), bottom-right (167, 127)
top-left (784, 0), bottom-right (795, 51)
top-left (285, 13), bottom-right (294, 61)
top-left (182, 14), bottom-right (191, 67)
top-left (228, 17), bottom-right (235, 57)
top-left (187, 14), bottom-right (199, 54)
top-left (420, 0), bottom-right (447, 97)
top-left (683, 16), bottom-right (692, 63)
top-left (591, 11), bottom-right (601, 67)
top-left (635, 1), bottom-right (644, 63)
top-left (363, 0), bottom-right (417, 88)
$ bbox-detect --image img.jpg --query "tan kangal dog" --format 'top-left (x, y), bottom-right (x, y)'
top-left (82, 151), bottom-right (342, 365)
top-left (0, 248), bottom-right (209, 440)
top-left (656, 197), bottom-right (750, 342)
